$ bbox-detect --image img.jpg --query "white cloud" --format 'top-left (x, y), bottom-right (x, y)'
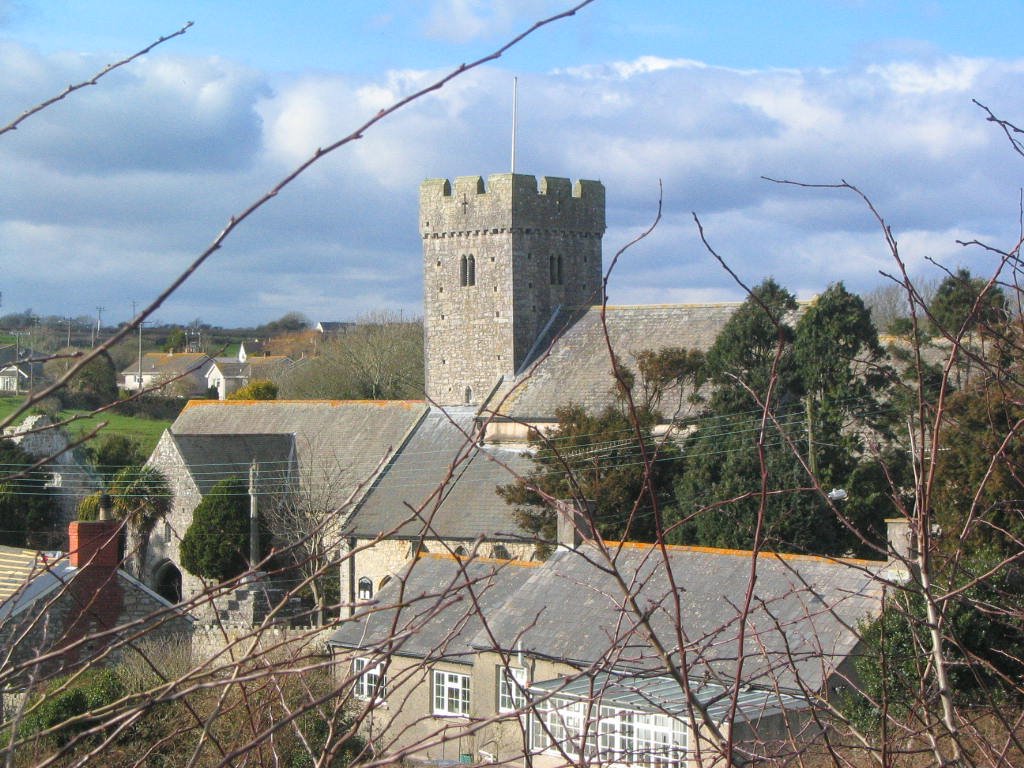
top-left (4, 41), bottom-right (1024, 325)
top-left (866, 56), bottom-right (988, 94)
top-left (423, 0), bottom-right (559, 43)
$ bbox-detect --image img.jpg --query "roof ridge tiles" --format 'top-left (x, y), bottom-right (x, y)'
top-left (418, 552), bottom-right (541, 568)
top-left (602, 539), bottom-right (884, 567)
top-left (182, 398), bottom-right (426, 411)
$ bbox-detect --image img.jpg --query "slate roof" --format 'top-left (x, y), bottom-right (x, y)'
top-left (168, 433), bottom-right (296, 495)
top-left (168, 400), bottom-right (428, 508)
top-left (330, 542), bottom-right (884, 696)
top-left (120, 352), bottom-right (212, 378)
top-left (495, 303), bottom-right (741, 420)
top-left (0, 553), bottom-right (188, 622)
top-left (328, 553), bottom-right (538, 662)
top-left (347, 406), bottom-right (535, 540)
top-left (479, 541), bottom-right (885, 693)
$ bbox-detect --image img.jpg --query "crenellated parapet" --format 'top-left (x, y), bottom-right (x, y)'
top-left (420, 173), bottom-right (605, 238)
top-left (421, 170), bottom-right (605, 407)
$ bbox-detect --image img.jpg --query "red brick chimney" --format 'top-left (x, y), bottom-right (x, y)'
top-left (64, 500), bottom-right (125, 661)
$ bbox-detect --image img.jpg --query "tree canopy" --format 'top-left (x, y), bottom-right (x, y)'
top-left (228, 379), bottom-right (278, 400)
top-left (670, 281), bottom-right (894, 556)
top-left (929, 267), bottom-right (1006, 337)
top-left (499, 404), bottom-right (680, 553)
top-left (0, 439), bottom-right (61, 548)
top-left (180, 477), bottom-right (252, 582)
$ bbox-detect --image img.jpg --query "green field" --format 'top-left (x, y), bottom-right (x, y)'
top-left (0, 397), bottom-right (171, 455)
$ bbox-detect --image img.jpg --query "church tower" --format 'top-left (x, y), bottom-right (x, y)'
top-left (421, 173), bottom-right (605, 406)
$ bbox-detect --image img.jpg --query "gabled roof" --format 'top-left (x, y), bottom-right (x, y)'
top-left (478, 541), bottom-right (884, 693)
top-left (167, 433), bottom-right (296, 495)
top-left (120, 352), bottom-right (212, 377)
top-left (347, 406), bottom-right (534, 540)
top-left (168, 400), bottom-right (428, 509)
top-left (495, 303), bottom-right (741, 420)
top-left (210, 360), bottom-right (248, 378)
top-left (330, 542), bottom-right (883, 696)
top-left (0, 550), bottom-right (188, 621)
top-left (328, 553), bottom-right (538, 661)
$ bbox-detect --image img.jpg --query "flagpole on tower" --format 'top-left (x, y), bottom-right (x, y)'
top-left (511, 76), bottom-right (518, 174)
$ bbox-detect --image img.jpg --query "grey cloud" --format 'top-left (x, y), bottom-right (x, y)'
top-left (4, 45), bottom-right (1024, 326)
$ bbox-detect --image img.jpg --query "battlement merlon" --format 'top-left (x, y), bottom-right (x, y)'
top-left (420, 173), bottom-right (605, 236)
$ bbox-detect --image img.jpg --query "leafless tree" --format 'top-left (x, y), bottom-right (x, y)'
top-left (4, 5), bottom-right (1024, 768)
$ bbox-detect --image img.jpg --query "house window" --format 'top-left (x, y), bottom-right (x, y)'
top-left (491, 544), bottom-right (511, 560)
top-left (353, 657), bottom-right (387, 701)
top-left (357, 578), bottom-right (373, 600)
top-left (497, 666), bottom-right (526, 713)
top-left (432, 669), bottom-right (471, 716)
top-left (530, 695), bottom-right (585, 757)
top-left (530, 698), bottom-right (686, 767)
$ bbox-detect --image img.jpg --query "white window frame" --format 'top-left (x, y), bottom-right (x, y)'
top-left (357, 577), bottom-right (373, 600)
top-left (352, 657), bottom-right (387, 701)
top-left (497, 665), bottom-right (527, 713)
top-left (432, 669), bottom-right (471, 716)
top-left (530, 698), bottom-right (687, 768)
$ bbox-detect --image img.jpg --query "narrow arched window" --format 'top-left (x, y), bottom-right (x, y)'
top-left (464, 386), bottom-right (473, 404)
top-left (549, 254), bottom-right (557, 283)
top-left (466, 254), bottom-right (476, 286)
top-left (357, 577), bottom-right (373, 600)
top-left (460, 255), bottom-right (468, 286)
top-left (556, 254), bottom-right (563, 285)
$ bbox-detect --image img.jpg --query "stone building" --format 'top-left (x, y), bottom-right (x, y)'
top-left (3, 414), bottom-right (100, 539)
top-left (421, 174), bottom-right (605, 406)
top-left (0, 518), bottom-right (192, 680)
top-left (330, 536), bottom-right (887, 768)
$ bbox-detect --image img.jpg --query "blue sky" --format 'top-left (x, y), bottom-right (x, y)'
top-left (1, 0), bottom-right (1023, 325)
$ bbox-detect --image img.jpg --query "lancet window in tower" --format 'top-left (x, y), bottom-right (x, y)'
top-left (460, 254), bottom-right (476, 287)
top-left (549, 254), bottom-right (563, 285)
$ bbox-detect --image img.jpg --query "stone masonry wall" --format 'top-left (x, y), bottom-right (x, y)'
top-left (342, 535), bottom-right (535, 615)
top-left (421, 173), bottom-right (604, 406)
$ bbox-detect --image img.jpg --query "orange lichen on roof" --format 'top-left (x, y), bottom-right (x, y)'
top-left (182, 398), bottom-right (425, 411)
top-left (604, 539), bottom-right (884, 567)
top-left (418, 552), bottom-right (541, 568)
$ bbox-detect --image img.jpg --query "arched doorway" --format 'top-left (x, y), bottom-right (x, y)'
top-left (154, 560), bottom-right (182, 604)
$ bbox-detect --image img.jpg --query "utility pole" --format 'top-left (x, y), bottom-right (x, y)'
top-left (133, 300), bottom-right (143, 392)
top-left (92, 306), bottom-right (105, 347)
top-left (249, 461), bottom-right (260, 569)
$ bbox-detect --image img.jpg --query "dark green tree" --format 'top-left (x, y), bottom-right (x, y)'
top-left (847, 552), bottom-right (1024, 733)
top-left (64, 349), bottom-right (117, 406)
top-left (704, 278), bottom-right (800, 413)
top-left (180, 477), bottom-right (251, 581)
top-left (631, 346), bottom-right (706, 416)
top-left (163, 327), bottom-right (187, 352)
top-left (671, 281), bottom-right (893, 555)
top-left (929, 267), bottom-right (1006, 337)
top-left (0, 439), bottom-right (61, 548)
top-left (499, 404), bottom-right (680, 552)
top-left (90, 434), bottom-right (145, 478)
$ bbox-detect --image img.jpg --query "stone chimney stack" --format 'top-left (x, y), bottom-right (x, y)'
top-left (556, 499), bottom-right (597, 551)
top-left (69, 517), bottom-right (120, 569)
top-left (61, 516), bottom-right (126, 665)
